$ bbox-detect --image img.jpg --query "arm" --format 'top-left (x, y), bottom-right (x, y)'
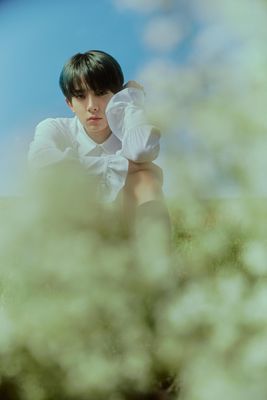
top-left (28, 118), bottom-right (128, 173)
top-left (105, 83), bottom-right (161, 163)
top-left (128, 160), bottom-right (163, 186)
top-left (28, 119), bottom-right (78, 168)
top-left (28, 118), bottom-right (129, 201)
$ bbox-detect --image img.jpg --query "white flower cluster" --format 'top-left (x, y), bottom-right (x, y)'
top-left (114, 0), bottom-right (169, 14)
top-left (0, 167), bottom-right (174, 399)
top-left (118, 0), bottom-right (267, 198)
top-left (1, 0), bottom-right (267, 398)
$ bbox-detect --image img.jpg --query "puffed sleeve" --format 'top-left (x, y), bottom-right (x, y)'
top-left (28, 118), bottom-right (129, 202)
top-left (28, 119), bottom-right (78, 168)
top-left (105, 88), bottom-right (161, 162)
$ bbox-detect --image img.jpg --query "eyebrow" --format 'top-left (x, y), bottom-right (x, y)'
top-left (72, 88), bottom-right (86, 95)
top-left (72, 86), bottom-right (109, 97)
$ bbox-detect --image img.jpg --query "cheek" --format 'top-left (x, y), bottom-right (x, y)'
top-left (74, 104), bottom-right (84, 114)
top-left (103, 94), bottom-right (114, 109)
top-left (68, 99), bottom-right (80, 113)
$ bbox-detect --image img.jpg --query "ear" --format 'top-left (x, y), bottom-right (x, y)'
top-left (66, 98), bottom-right (74, 112)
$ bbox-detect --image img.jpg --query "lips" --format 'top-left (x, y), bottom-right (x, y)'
top-left (88, 116), bottom-right (102, 121)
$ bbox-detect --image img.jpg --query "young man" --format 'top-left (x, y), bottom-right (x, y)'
top-left (28, 50), bottom-right (171, 238)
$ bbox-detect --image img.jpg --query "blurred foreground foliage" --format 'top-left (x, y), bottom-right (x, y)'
top-left (0, 166), bottom-right (176, 400)
top-left (1, 166), bottom-right (267, 400)
top-left (1, 1), bottom-right (267, 399)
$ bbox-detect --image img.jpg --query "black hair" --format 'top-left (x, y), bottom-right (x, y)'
top-left (59, 50), bottom-right (124, 101)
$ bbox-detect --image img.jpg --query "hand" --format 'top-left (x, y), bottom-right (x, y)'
top-left (123, 80), bottom-right (144, 91)
top-left (128, 161), bottom-right (163, 184)
top-left (128, 160), bottom-right (147, 174)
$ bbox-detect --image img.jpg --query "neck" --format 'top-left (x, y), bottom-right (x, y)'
top-left (85, 128), bottom-right (111, 144)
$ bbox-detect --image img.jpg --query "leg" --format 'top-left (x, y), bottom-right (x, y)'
top-left (123, 168), bottom-right (164, 207)
top-left (122, 169), bottom-right (172, 246)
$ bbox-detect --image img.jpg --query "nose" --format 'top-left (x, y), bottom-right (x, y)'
top-left (87, 94), bottom-right (99, 112)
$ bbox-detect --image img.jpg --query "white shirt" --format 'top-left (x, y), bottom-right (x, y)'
top-left (28, 88), bottom-right (161, 202)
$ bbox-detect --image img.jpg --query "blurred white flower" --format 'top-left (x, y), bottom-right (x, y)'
top-left (113, 0), bottom-right (168, 13)
top-left (190, 23), bottom-right (237, 65)
top-left (0, 306), bottom-right (14, 351)
top-left (192, 0), bottom-right (267, 40)
top-left (242, 241), bottom-right (267, 276)
top-left (143, 16), bottom-right (185, 52)
top-left (3, 0), bottom-right (267, 398)
top-left (243, 284), bottom-right (267, 325)
top-left (241, 332), bottom-right (267, 372)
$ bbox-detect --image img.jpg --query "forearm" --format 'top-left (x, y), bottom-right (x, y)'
top-left (127, 160), bottom-right (163, 185)
top-left (121, 125), bottom-right (160, 162)
top-left (106, 87), bottom-right (161, 163)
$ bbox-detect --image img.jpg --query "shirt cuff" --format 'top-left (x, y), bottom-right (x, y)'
top-left (105, 88), bottom-right (146, 140)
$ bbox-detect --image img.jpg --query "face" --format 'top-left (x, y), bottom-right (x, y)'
top-left (67, 88), bottom-right (114, 144)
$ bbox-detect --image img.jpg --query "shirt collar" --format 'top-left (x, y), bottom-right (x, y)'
top-left (100, 133), bottom-right (122, 154)
top-left (76, 118), bottom-right (98, 156)
top-left (76, 117), bottom-right (121, 156)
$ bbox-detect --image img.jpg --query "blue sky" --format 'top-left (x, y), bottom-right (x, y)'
top-left (0, 0), bottom-right (152, 136)
top-left (0, 0), bottom-right (246, 198)
top-left (0, 0), bottom-right (162, 195)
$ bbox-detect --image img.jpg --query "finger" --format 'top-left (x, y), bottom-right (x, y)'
top-left (125, 80), bottom-right (144, 91)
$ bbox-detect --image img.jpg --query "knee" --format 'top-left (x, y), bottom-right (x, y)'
top-left (125, 169), bottom-right (163, 205)
top-left (135, 169), bottom-right (162, 188)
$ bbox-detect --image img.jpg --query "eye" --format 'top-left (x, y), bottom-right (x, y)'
top-left (95, 90), bottom-right (108, 96)
top-left (73, 91), bottom-right (86, 99)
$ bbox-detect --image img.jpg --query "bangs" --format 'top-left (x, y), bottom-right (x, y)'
top-left (69, 62), bottom-right (111, 95)
top-left (60, 51), bottom-right (124, 100)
